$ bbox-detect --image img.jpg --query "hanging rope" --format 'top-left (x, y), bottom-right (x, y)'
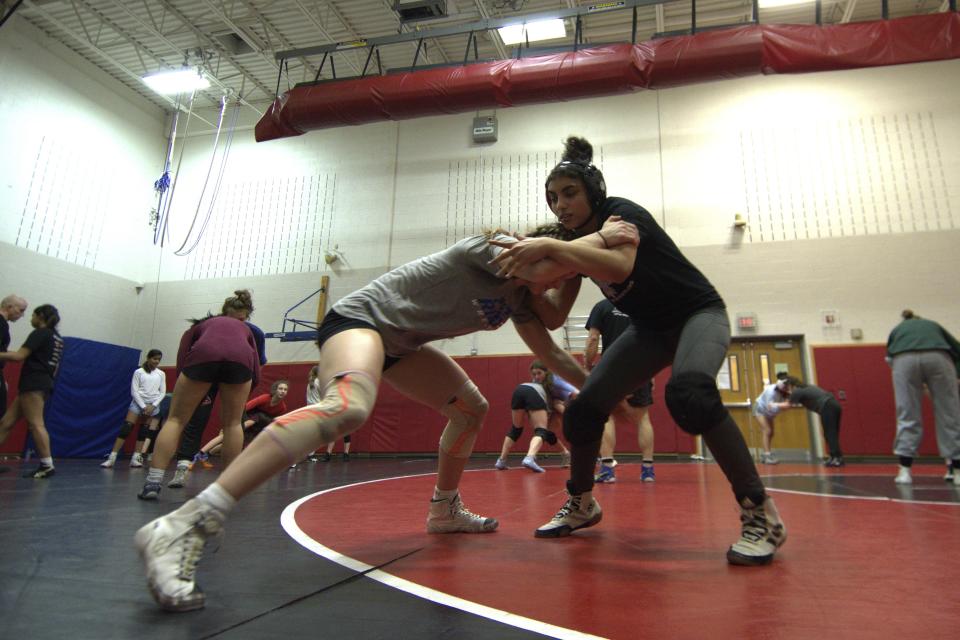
top-left (173, 97), bottom-right (240, 256)
top-left (152, 90), bottom-right (196, 247)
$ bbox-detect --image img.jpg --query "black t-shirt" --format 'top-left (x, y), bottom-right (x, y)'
top-left (585, 299), bottom-right (631, 351)
top-left (790, 385), bottom-right (834, 412)
top-left (0, 316), bottom-right (9, 370)
top-left (19, 328), bottom-right (65, 389)
top-left (592, 197), bottom-right (724, 330)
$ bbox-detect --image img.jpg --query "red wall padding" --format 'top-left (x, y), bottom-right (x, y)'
top-left (812, 345), bottom-right (940, 456)
top-left (3, 347), bottom-right (941, 457)
top-left (256, 13), bottom-right (960, 141)
top-left (152, 357), bottom-right (684, 455)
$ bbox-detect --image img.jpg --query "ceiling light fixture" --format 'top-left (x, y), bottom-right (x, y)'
top-left (142, 68), bottom-right (210, 95)
top-left (497, 18), bottom-right (566, 45)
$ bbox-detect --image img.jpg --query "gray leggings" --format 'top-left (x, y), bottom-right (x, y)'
top-left (566, 306), bottom-right (765, 502)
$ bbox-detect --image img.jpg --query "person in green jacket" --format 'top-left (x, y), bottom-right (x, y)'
top-left (887, 309), bottom-right (960, 485)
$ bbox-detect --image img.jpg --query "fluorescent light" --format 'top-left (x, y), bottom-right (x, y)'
top-left (497, 18), bottom-right (566, 46)
top-left (757, 0), bottom-right (813, 7)
top-left (142, 68), bottom-right (210, 95)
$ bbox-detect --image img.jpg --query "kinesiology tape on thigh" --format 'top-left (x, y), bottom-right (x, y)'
top-left (563, 396), bottom-right (607, 445)
top-left (438, 380), bottom-right (489, 458)
top-left (117, 421), bottom-right (135, 438)
top-left (664, 372), bottom-right (728, 435)
top-left (264, 371), bottom-right (377, 462)
top-left (534, 427), bottom-right (558, 445)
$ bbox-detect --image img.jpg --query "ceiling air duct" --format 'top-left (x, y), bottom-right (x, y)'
top-left (255, 13), bottom-right (960, 142)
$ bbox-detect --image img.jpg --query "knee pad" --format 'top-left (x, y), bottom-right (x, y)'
top-left (563, 397), bottom-right (607, 446)
top-left (265, 371), bottom-right (377, 462)
top-left (342, 434), bottom-right (351, 444)
top-left (118, 421), bottom-right (134, 438)
top-left (534, 427), bottom-right (557, 446)
top-left (665, 372), bottom-right (728, 435)
top-left (136, 421), bottom-right (156, 441)
top-left (439, 381), bottom-right (489, 459)
top-left (506, 425), bottom-right (523, 441)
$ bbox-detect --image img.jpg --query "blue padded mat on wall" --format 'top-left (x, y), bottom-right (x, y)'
top-left (42, 337), bottom-right (142, 458)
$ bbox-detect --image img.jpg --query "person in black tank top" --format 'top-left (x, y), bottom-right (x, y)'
top-left (491, 136), bottom-right (786, 566)
top-left (0, 304), bottom-right (64, 479)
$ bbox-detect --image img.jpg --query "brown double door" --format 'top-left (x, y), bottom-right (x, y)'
top-left (716, 337), bottom-right (812, 458)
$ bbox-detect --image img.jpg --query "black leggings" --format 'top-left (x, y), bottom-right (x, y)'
top-left (819, 398), bottom-right (843, 458)
top-left (566, 306), bottom-right (765, 504)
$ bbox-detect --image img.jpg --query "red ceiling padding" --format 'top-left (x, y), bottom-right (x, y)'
top-left (255, 13), bottom-right (960, 141)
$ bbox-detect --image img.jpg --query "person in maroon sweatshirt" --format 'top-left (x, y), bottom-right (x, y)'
top-left (137, 290), bottom-right (259, 501)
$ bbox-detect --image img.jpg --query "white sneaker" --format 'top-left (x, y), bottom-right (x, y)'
top-left (522, 456), bottom-right (545, 473)
top-left (130, 453), bottom-right (144, 468)
top-left (426, 493), bottom-right (498, 533)
top-left (760, 452), bottom-right (779, 465)
top-left (167, 466), bottom-right (190, 489)
top-left (727, 496), bottom-right (787, 566)
top-left (535, 491), bottom-right (602, 538)
top-left (100, 456), bottom-right (116, 469)
top-left (894, 466), bottom-right (912, 484)
top-left (494, 458), bottom-right (508, 470)
top-left (134, 499), bottom-right (225, 612)
top-left (953, 469), bottom-right (960, 487)
top-left (945, 465), bottom-right (955, 482)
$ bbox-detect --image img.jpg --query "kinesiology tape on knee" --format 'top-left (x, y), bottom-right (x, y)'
top-left (563, 397), bottom-right (607, 446)
top-left (507, 425), bottom-right (523, 441)
top-left (264, 371), bottom-right (377, 462)
top-left (438, 380), bottom-right (489, 458)
top-left (665, 372), bottom-right (728, 435)
top-left (118, 421), bottom-right (135, 438)
top-left (534, 427), bottom-right (557, 445)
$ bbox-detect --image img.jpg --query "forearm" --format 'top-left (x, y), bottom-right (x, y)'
top-left (584, 341), bottom-right (599, 369)
top-left (545, 240), bottom-right (633, 283)
top-left (0, 349), bottom-right (28, 362)
top-left (510, 256), bottom-right (576, 284)
top-left (528, 279), bottom-right (581, 330)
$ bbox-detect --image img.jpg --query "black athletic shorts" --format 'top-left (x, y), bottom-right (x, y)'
top-left (626, 380), bottom-right (654, 408)
top-left (511, 385), bottom-right (548, 412)
top-left (316, 309), bottom-right (400, 371)
top-left (18, 372), bottom-right (54, 395)
top-left (182, 361), bottom-right (253, 385)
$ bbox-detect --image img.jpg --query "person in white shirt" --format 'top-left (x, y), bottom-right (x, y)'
top-left (101, 349), bottom-right (166, 468)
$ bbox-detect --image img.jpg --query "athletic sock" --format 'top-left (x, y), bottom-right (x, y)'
top-left (196, 482), bottom-right (237, 514)
top-left (146, 468), bottom-right (164, 483)
top-left (601, 457), bottom-right (614, 465)
top-left (40, 457), bottom-right (53, 468)
top-left (432, 487), bottom-right (458, 502)
top-left (176, 459), bottom-right (190, 470)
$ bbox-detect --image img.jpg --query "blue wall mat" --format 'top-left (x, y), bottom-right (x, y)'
top-left (44, 337), bottom-right (141, 458)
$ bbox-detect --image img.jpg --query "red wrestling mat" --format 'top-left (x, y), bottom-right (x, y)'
top-left (281, 464), bottom-right (960, 640)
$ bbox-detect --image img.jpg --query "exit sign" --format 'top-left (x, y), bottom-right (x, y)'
top-left (736, 313), bottom-right (758, 330)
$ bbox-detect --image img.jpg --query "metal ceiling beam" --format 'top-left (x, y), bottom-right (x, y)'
top-left (378, 0), bottom-right (447, 67)
top-left (277, 0), bottom-right (664, 59)
top-left (471, 0), bottom-right (508, 60)
top-left (105, 0), bottom-right (262, 115)
top-left (840, 0), bottom-right (858, 22)
top-left (21, 0), bottom-right (215, 126)
top-left (291, 0), bottom-right (362, 76)
top-left (151, 0), bottom-right (274, 100)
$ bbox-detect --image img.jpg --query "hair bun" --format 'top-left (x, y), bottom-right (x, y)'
top-left (901, 309), bottom-right (915, 319)
top-left (561, 136), bottom-right (594, 165)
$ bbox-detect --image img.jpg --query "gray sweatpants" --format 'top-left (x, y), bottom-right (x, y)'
top-left (891, 350), bottom-right (960, 459)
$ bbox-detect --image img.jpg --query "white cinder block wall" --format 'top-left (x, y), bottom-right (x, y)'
top-left (3, 13), bottom-right (959, 371)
